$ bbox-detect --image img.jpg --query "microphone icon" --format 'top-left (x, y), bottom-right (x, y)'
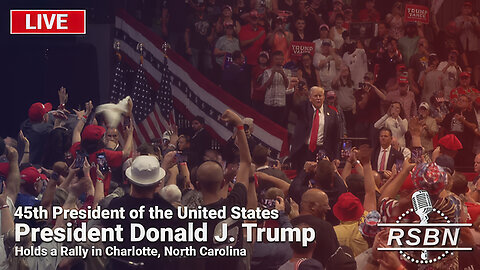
top-left (411, 190), bottom-right (433, 260)
top-left (412, 190), bottom-right (433, 224)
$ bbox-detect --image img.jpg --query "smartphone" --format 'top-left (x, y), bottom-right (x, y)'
top-left (262, 198), bottom-right (277, 209)
top-left (175, 151), bottom-right (187, 163)
top-left (75, 150), bottom-right (87, 169)
top-left (316, 149), bottom-right (326, 161)
top-left (96, 152), bottom-right (110, 173)
top-left (395, 158), bottom-right (404, 172)
top-left (123, 116), bottom-right (130, 127)
top-left (411, 147), bottom-right (423, 164)
top-left (341, 140), bottom-right (352, 159)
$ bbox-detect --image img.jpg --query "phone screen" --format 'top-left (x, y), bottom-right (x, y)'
top-left (395, 158), bottom-right (404, 172)
top-left (96, 153), bottom-right (110, 173)
top-left (316, 149), bottom-right (326, 161)
top-left (175, 151), bottom-right (187, 163)
top-left (123, 116), bottom-right (130, 127)
top-left (411, 147), bottom-right (423, 164)
top-left (341, 140), bottom-right (352, 159)
top-left (262, 198), bottom-right (277, 209)
top-left (75, 150), bottom-right (87, 169)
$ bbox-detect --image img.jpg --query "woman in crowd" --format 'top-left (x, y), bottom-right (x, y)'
top-left (385, 1), bottom-right (405, 40)
top-left (332, 64), bottom-right (355, 136)
top-left (329, 13), bottom-right (346, 49)
top-left (297, 53), bottom-right (320, 89)
top-left (374, 101), bottom-right (408, 148)
top-left (215, 5), bottom-right (241, 36)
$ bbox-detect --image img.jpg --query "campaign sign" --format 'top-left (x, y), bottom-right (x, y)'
top-left (290, 41), bottom-right (315, 62)
top-left (405, 4), bottom-right (429, 24)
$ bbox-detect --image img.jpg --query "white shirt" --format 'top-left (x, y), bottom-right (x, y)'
top-left (343, 49), bottom-right (368, 88)
top-left (307, 105), bottom-right (325, 146)
top-left (377, 145), bottom-right (391, 171)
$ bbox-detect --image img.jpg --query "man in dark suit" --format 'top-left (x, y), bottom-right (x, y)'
top-left (371, 127), bottom-right (404, 173)
top-left (190, 116), bottom-right (212, 167)
top-left (290, 86), bottom-right (342, 171)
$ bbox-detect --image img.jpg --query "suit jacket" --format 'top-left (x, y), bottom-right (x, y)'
top-left (290, 100), bottom-right (342, 160)
top-left (371, 146), bottom-right (404, 172)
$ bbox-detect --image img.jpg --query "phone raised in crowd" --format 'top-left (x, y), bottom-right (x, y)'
top-left (411, 147), bottom-right (423, 164)
top-left (123, 116), bottom-right (130, 127)
top-left (96, 152), bottom-right (110, 173)
top-left (395, 158), bottom-right (404, 172)
top-left (341, 140), bottom-right (352, 159)
top-left (316, 149), bottom-right (326, 161)
top-left (175, 151), bottom-right (187, 163)
top-left (75, 150), bottom-right (87, 169)
top-left (261, 198), bottom-right (277, 209)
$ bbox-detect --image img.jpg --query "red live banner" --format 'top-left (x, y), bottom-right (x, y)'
top-left (10, 10), bottom-right (86, 34)
top-left (405, 4), bottom-right (429, 24)
top-left (290, 41), bottom-right (315, 61)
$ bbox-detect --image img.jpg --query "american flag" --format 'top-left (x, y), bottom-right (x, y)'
top-left (129, 65), bottom-right (171, 145)
top-left (157, 56), bottom-right (175, 125)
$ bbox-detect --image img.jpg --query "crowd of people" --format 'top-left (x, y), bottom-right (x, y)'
top-left (156, 0), bottom-right (480, 171)
top-left (3, 0), bottom-right (480, 269)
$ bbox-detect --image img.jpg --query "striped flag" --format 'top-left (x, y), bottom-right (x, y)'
top-left (114, 10), bottom-right (289, 157)
top-left (157, 56), bottom-right (175, 126)
top-left (129, 66), bottom-right (170, 146)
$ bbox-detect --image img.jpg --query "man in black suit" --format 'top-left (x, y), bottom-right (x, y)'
top-left (190, 116), bottom-right (212, 167)
top-left (371, 127), bottom-right (404, 173)
top-left (290, 86), bottom-right (342, 171)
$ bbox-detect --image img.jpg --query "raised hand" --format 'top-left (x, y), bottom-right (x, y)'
top-left (357, 144), bottom-right (373, 165)
top-left (408, 117), bottom-right (422, 137)
top-left (58, 86), bottom-right (68, 105)
top-left (220, 109), bottom-right (243, 126)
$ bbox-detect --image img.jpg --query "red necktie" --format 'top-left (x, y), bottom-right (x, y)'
top-left (309, 109), bottom-right (319, 152)
top-left (379, 149), bottom-right (387, 171)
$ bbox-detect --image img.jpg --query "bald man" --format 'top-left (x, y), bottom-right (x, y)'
top-left (292, 188), bottom-right (352, 268)
top-left (300, 188), bottom-right (331, 220)
top-left (194, 109), bottom-right (253, 269)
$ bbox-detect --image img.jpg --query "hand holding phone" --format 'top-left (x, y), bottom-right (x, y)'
top-left (96, 152), bottom-right (110, 173)
top-left (411, 147), bottom-right (423, 164)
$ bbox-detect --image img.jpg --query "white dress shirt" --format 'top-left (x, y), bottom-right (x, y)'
top-left (307, 105), bottom-right (325, 146)
top-left (377, 145), bottom-right (391, 172)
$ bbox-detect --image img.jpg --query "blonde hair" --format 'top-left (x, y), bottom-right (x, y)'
top-left (309, 86), bottom-right (325, 96)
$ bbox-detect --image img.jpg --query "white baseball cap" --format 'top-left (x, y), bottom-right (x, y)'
top-left (419, 102), bottom-right (430, 110)
top-left (125, 156), bottom-right (166, 187)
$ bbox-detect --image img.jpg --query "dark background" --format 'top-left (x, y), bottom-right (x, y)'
top-left (0, 0), bottom-right (115, 138)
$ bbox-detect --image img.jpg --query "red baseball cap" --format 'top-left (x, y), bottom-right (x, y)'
top-left (28, 102), bottom-right (52, 123)
top-left (438, 134), bottom-right (463, 151)
top-left (20, 167), bottom-right (44, 185)
top-left (460, 72), bottom-right (471, 78)
top-left (333, 192), bottom-right (364, 221)
top-left (81, 125), bottom-right (106, 141)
